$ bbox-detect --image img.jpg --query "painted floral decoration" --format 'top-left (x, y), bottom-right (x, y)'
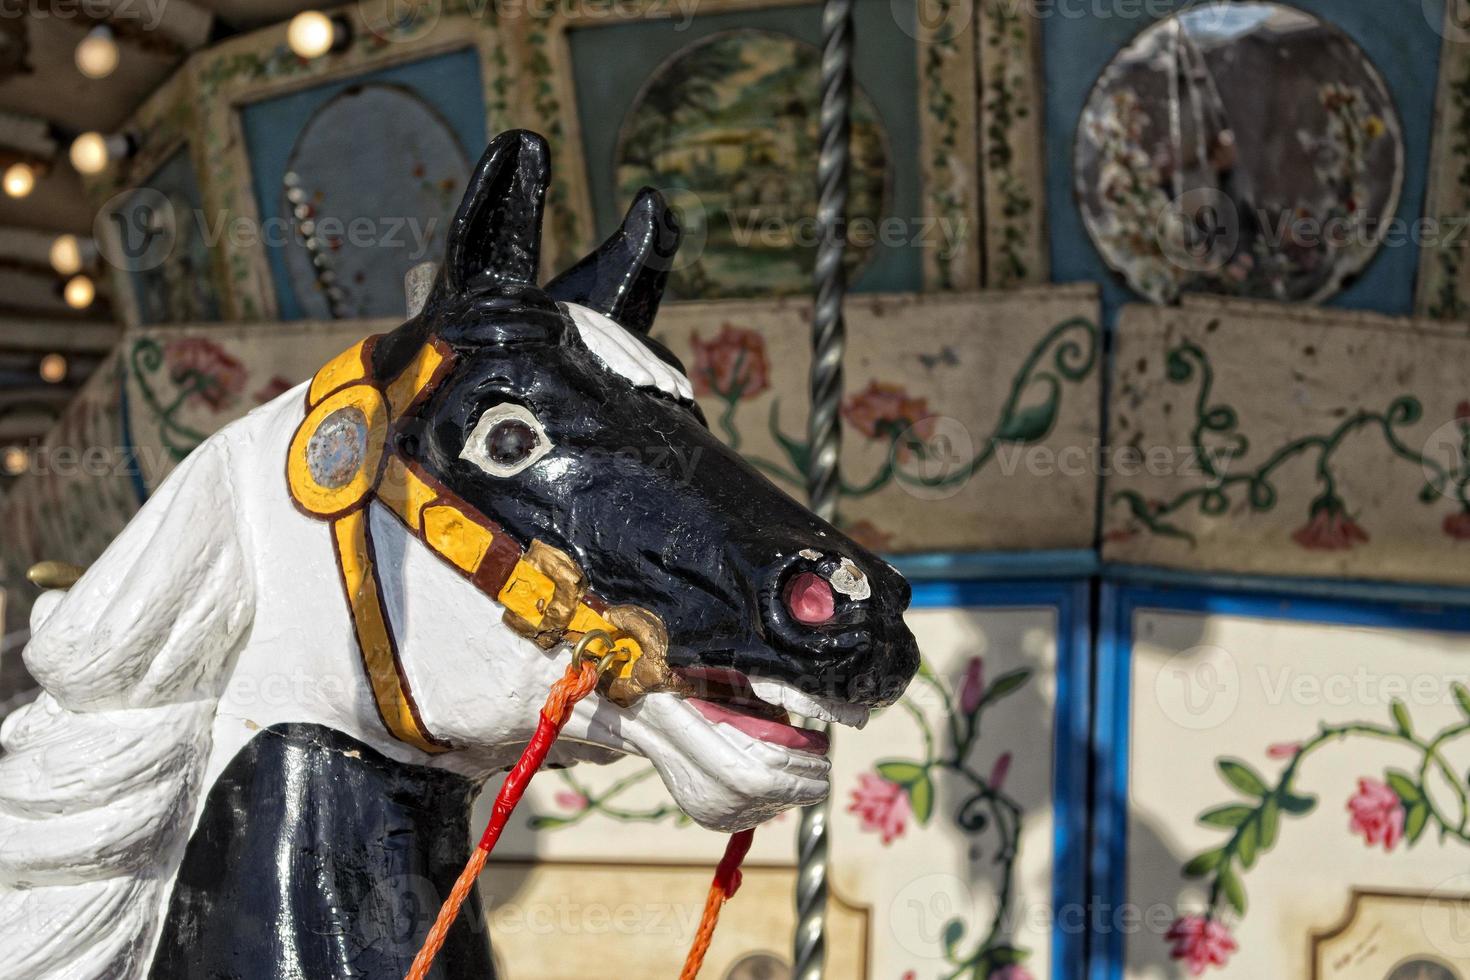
top-left (959, 656), bottom-right (986, 714)
top-left (690, 324), bottom-right (770, 402)
top-left (1291, 495), bottom-right (1370, 551)
top-left (553, 790), bottom-right (589, 813)
top-left (163, 338), bottom-right (246, 412)
top-left (1346, 777), bottom-right (1404, 851)
top-left (842, 381), bottom-right (937, 461)
top-left (847, 654), bottom-right (1035, 975)
top-left (679, 317), bottom-right (1095, 524)
top-left (1172, 695), bottom-right (1470, 973)
top-left (848, 772), bottom-right (911, 845)
top-left (1166, 915), bottom-right (1238, 976)
top-left (1112, 340), bottom-right (1470, 551)
top-left (842, 519), bottom-right (893, 553)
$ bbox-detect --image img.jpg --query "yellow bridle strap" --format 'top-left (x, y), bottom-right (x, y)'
top-left (288, 337), bottom-right (641, 753)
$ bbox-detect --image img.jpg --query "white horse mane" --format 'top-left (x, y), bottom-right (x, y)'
top-left (0, 431), bottom-right (255, 980)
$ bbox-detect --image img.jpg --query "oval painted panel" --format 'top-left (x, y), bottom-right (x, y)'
top-left (615, 29), bottom-right (891, 300)
top-left (281, 83), bottom-right (469, 319)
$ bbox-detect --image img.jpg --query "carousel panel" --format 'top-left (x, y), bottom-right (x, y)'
top-left (1094, 585), bottom-right (1470, 980)
top-left (547, 0), bottom-right (989, 293)
top-left (102, 146), bottom-right (221, 327)
top-left (236, 48), bottom-right (485, 321)
top-left (490, 581), bottom-right (1090, 980)
top-left (1419, 0), bottom-right (1470, 319)
top-left (110, 285), bottom-right (1101, 555)
top-left (1045, 0), bottom-right (1444, 318)
top-left (0, 348), bottom-right (143, 664)
top-left (182, 6), bottom-right (513, 320)
top-left (655, 286), bottom-right (1102, 554)
top-left (1102, 296), bottom-right (1470, 585)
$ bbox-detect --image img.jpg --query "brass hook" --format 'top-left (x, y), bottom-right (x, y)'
top-left (571, 629), bottom-right (625, 677)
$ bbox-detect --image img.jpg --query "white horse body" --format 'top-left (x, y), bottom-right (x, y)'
top-left (0, 305), bottom-right (836, 980)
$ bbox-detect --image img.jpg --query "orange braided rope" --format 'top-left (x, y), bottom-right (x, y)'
top-left (678, 827), bottom-right (755, 980)
top-left (405, 658), bottom-right (599, 980)
top-left (404, 655), bottom-right (756, 980)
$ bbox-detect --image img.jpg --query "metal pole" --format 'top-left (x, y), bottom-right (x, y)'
top-left (795, 0), bottom-right (852, 976)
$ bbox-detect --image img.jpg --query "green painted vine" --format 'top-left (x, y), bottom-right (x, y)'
top-left (1110, 338), bottom-right (1470, 549)
top-left (1168, 692), bottom-right (1470, 974)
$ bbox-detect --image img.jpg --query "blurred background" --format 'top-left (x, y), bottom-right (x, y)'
top-left (1, 1), bottom-right (1469, 978)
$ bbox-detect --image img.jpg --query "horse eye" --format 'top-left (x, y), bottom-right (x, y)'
top-left (460, 403), bottom-right (552, 477)
top-left (487, 418), bottom-right (538, 465)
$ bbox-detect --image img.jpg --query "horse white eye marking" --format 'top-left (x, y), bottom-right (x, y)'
top-left (830, 559), bottom-right (871, 601)
top-left (461, 403), bottom-right (553, 477)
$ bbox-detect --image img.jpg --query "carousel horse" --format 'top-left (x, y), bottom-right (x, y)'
top-left (0, 130), bottom-right (920, 979)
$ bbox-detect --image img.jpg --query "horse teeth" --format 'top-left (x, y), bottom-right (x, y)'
top-left (748, 677), bottom-right (869, 730)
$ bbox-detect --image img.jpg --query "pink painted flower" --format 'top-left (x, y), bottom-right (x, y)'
top-left (553, 790), bottom-right (588, 812)
top-left (988, 752), bottom-right (1013, 793)
top-left (1444, 510), bottom-right (1470, 541)
top-left (1166, 915), bottom-right (1238, 975)
top-left (164, 338), bottom-right (246, 412)
top-left (842, 381), bottom-right (937, 460)
top-left (989, 966), bottom-right (1035, 980)
top-left (1266, 741), bottom-right (1301, 759)
top-left (690, 324), bottom-right (770, 401)
top-left (959, 656), bottom-right (986, 714)
top-left (1347, 777), bottom-right (1404, 851)
top-left (848, 772), bottom-right (911, 845)
top-left (843, 519), bottom-right (893, 553)
top-left (1291, 498), bottom-right (1369, 551)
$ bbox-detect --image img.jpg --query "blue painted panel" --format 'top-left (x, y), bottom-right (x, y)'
top-left (239, 48), bottom-right (486, 320)
top-left (1047, 0), bottom-right (1446, 320)
top-left (1087, 580), bottom-right (1470, 980)
top-left (564, 0), bottom-right (923, 295)
top-left (912, 578), bottom-right (1093, 980)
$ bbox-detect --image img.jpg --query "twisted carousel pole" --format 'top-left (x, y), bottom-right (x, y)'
top-left (795, 0), bottom-right (853, 976)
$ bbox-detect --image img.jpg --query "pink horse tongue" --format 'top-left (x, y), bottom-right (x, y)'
top-left (690, 699), bottom-right (831, 754)
top-left (784, 572), bottom-right (835, 625)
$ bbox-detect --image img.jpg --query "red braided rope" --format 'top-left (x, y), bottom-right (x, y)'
top-left (404, 659), bottom-right (754, 980)
top-left (405, 659), bottom-right (598, 980)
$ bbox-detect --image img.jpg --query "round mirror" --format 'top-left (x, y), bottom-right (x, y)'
top-left (1075, 2), bottom-right (1404, 304)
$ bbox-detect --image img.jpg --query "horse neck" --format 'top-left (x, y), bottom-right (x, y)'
top-left (150, 722), bottom-right (495, 979)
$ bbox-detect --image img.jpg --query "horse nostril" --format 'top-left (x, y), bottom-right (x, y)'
top-left (784, 571), bottom-right (835, 626)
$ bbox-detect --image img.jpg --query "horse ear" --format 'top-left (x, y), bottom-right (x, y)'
top-left (444, 130), bottom-right (550, 292)
top-left (545, 187), bottom-right (680, 334)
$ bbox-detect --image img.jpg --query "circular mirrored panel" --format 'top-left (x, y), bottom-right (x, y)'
top-left (1075, 2), bottom-right (1404, 304)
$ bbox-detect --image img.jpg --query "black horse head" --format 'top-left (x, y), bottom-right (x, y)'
top-left (370, 132), bottom-right (918, 823)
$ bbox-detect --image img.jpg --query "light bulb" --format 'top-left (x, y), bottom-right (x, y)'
top-left (39, 353), bottom-right (67, 384)
top-left (2, 447), bottom-right (27, 475)
top-left (75, 25), bottom-right (119, 79)
top-left (288, 12), bottom-right (336, 59)
top-left (64, 274), bottom-right (95, 310)
top-left (70, 132), bottom-right (109, 175)
top-left (49, 234), bottom-right (82, 275)
top-left (4, 162), bottom-right (35, 198)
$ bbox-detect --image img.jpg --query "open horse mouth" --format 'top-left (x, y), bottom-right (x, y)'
top-left (671, 666), bottom-right (870, 757)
